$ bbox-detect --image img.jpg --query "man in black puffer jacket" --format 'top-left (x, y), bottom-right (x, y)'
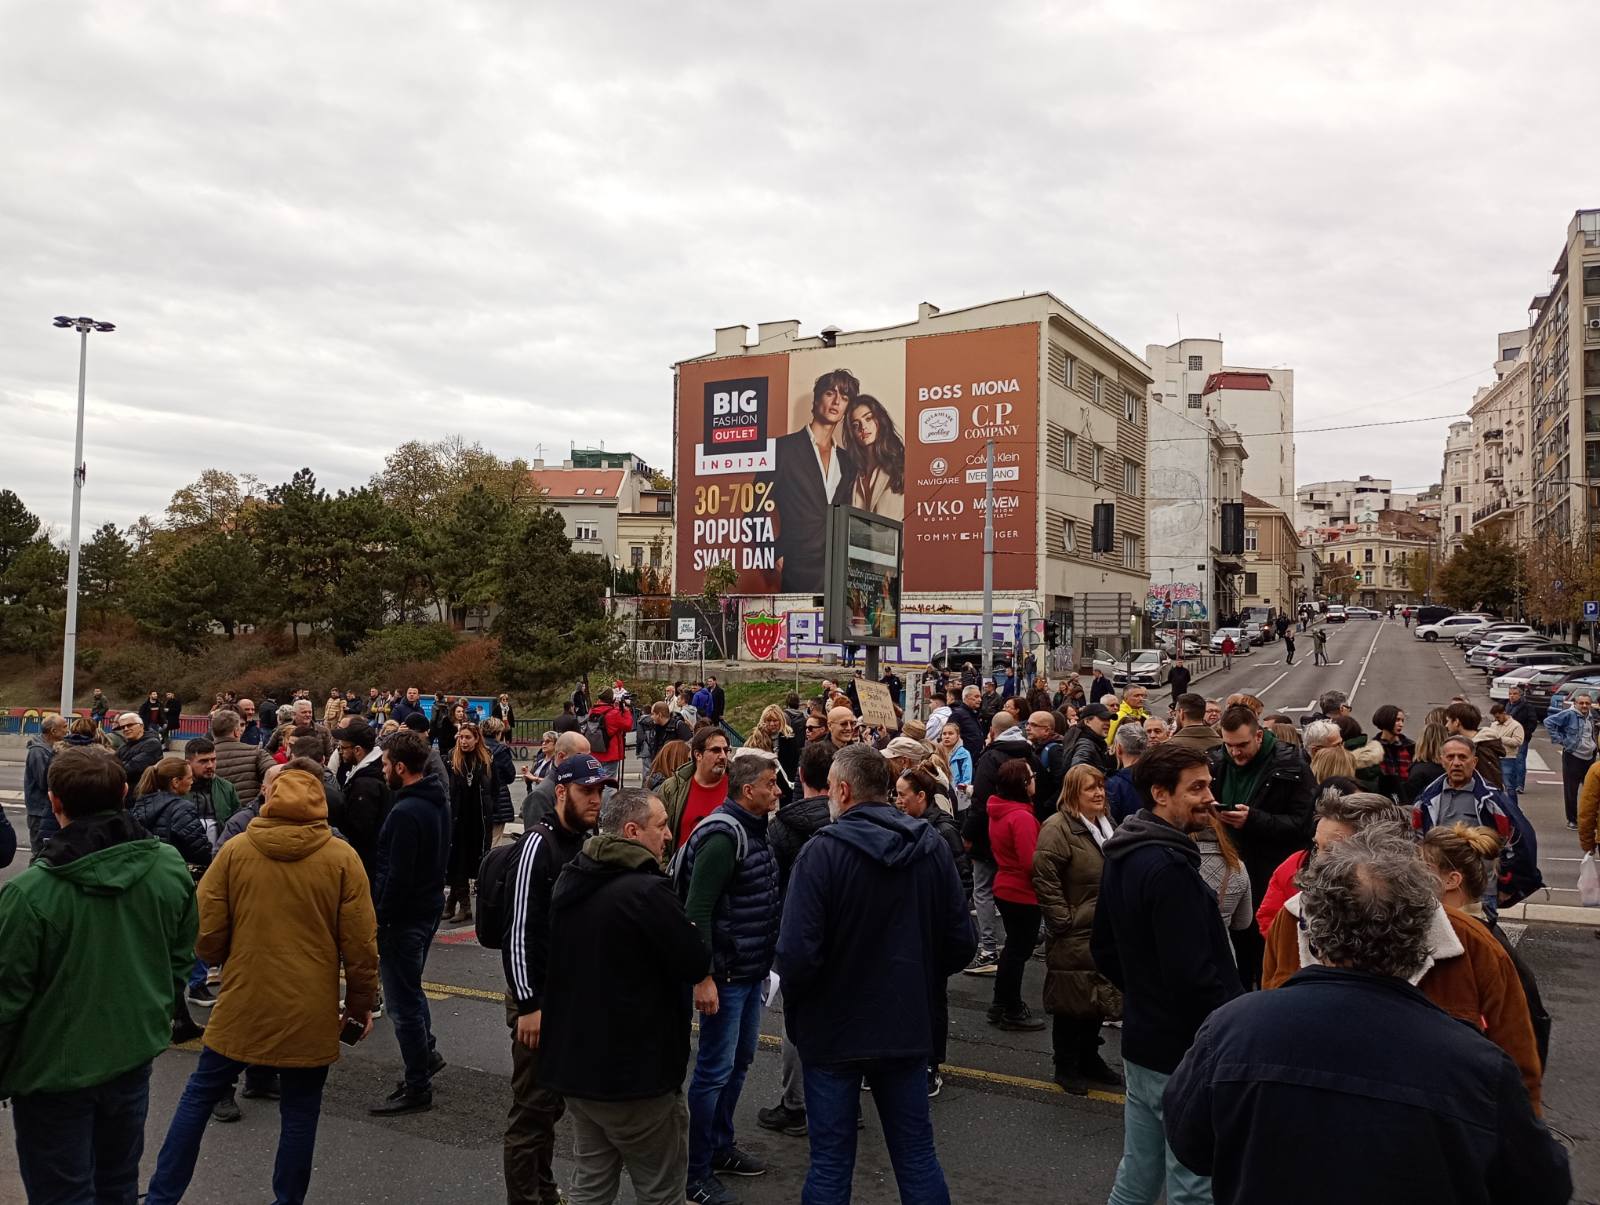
top-left (758, 741), bottom-right (834, 1138)
top-left (540, 789), bottom-right (709, 1203)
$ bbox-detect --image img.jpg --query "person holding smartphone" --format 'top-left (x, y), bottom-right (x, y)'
top-left (145, 768), bottom-right (379, 1205)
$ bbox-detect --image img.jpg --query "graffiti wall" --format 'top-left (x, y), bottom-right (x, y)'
top-left (1145, 581), bottom-right (1209, 622)
top-left (737, 600), bottom-right (1021, 664)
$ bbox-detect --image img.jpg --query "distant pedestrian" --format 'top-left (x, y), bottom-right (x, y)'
top-left (445, 721), bottom-right (496, 924)
top-left (1168, 657), bottom-right (1191, 705)
top-left (540, 788), bottom-right (709, 1205)
top-left (0, 747), bottom-right (196, 1205)
top-left (776, 743), bottom-right (975, 1204)
top-left (1283, 631), bottom-right (1296, 665)
top-left (144, 768), bottom-right (379, 1205)
top-left (1542, 692), bottom-right (1596, 828)
top-left (1312, 626), bottom-right (1329, 666)
top-left (164, 692), bottom-right (182, 738)
top-left (1220, 634), bottom-right (1235, 669)
top-left (331, 718), bottom-right (390, 885)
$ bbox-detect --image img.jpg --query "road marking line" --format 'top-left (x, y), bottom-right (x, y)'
top-left (1346, 620), bottom-right (1386, 708)
top-left (418, 980), bottom-right (1126, 1105)
top-left (1255, 672), bottom-right (1291, 698)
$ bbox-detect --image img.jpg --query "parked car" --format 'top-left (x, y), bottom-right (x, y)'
top-left (1239, 607), bottom-right (1276, 644)
top-left (929, 638), bottom-right (1016, 674)
top-left (1112, 649), bottom-right (1174, 687)
top-left (1456, 623), bottom-right (1536, 649)
top-left (1210, 627), bottom-right (1251, 655)
top-left (1548, 672), bottom-right (1600, 716)
top-left (1528, 664), bottom-right (1600, 717)
top-left (1489, 663), bottom-right (1548, 702)
top-left (1324, 605), bottom-right (1347, 624)
top-left (1415, 613), bottom-right (1495, 642)
top-left (1343, 606), bottom-right (1380, 620)
top-left (1466, 637), bottom-right (1556, 669)
top-left (1483, 649), bottom-right (1589, 678)
top-left (1156, 631), bottom-right (1205, 658)
top-left (1413, 605), bottom-right (1456, 627)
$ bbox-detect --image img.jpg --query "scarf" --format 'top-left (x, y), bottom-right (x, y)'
top-left (1218, 729), bottom-right (1278, 809)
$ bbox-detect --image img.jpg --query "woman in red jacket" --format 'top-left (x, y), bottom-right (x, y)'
top-left (987, 758), bottom-right (1046, 1031)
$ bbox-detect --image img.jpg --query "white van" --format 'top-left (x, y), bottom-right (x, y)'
top-left (1414, 613), bottom-right (1494, 643)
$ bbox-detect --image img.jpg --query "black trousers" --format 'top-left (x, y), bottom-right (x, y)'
top-left (993, 899), bottom-right (1041, 1013)
top-left (1562, 751), bottom-right (1593, 825)
top-left (1051, 1015), bottom-right (1104, 1073)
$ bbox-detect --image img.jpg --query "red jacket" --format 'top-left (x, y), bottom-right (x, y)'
top-left (1256, 848), bottom-right (1308, 937)
top-left (988, 796), bottom-right (1041, 905)
top-left (588, 702), bottom-right (634, 763)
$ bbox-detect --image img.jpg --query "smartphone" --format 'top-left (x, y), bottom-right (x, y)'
top-left (339, 1016), bottom-right (366, 1046)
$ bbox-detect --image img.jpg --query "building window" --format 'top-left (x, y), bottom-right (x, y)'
top-left (1363, 570), bottom-right (1373, 585)
top-left (1122, 534), bottom-right (1140, 569)
top-left (1244, 525), bottom-right (1258, 552)
top-left (1063, 520), bottom-right (1076, 553)
top-left (1186, 393), bottom-right (1202, 409)
top-left (1093, 373), bottom-right (1105, 405)
top-left (630, 545), bottom-right (644, 567)
top-left (575, 488), bottom-right (586, 496)
top-left (656, 497), bottom-right (673, 514)
top-left (1092, 445), bottom-right (1103, 483)
top-left (1384, 549), bottom-right (1391, 563)
top-left (575, 522), bottom-right (599, 542)
top-left (1124, 390), bottom-right (1139, 424)
top-left (1453, 515), bottom-right (1462, 534)
top-left (1188, 354), bottom-right (1203, 371)
top-left (1244, 571), bottom-right (1258, 594)
top-left (1065, 357), bottom-right (1076, 389)
top-left (1453, 486), bottom-right (1462, 503)
top-left (1123, 460), bottom-right (1140, 495)
top-left (1364, 548), bottom-right (1373, 563)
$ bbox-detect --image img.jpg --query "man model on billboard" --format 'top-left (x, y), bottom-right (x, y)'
top-left (762, 369), bottom-right (858, 594)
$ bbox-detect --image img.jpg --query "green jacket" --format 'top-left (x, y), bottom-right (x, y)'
top-left (190, 775), bottom-right (242, 829)
top-left (658, 761), bottom-right (698, 852)
top-left (0, 816), bottom-right (198, 1098)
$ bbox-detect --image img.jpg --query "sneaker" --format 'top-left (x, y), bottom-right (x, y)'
top-left (997, 1007), bottom-right (1046, 1032)
top-left (369, 1085), bottom-right (433, 1116)
top-left (427, 1049), bottom-right (447, 1077)
top-left (1569, 821), bottom-right (1579, 830)
top-left (1079, 1054), bottom-right (1123, 1087)
top-left (1052, 1068), bottom-right (1089, 1096)
top-left (927, 1071), bottom-right (943, 1098)
top-left (185, 983), bottom-right (217, 1008)
top-left (712, 1146), bottom-right (767, 1177)
top-left (171, 1015), bottom-right (205, 1045)
top-left (371, 995), bottom-right (384, 1020)
top-left (962, 952), bottom-right (999, 976)
top-left (756, 1103), bottom-right (807, 1137)
top-left (686, 1176), bottom-right (738, 1205)
top-left (241, 1071), bottom-right (281, 1100)
top-left (211, 1092), bottom-right (242, 1123)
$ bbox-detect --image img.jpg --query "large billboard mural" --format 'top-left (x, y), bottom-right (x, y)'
top-left (675, 323), bottom-right (1039, 596)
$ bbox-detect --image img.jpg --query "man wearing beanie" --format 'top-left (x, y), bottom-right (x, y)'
top-left (144, 768), bottom-right (380, 1205)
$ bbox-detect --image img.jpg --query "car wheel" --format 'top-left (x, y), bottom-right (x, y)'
top-left (1424, 632), bottom-right (1437, 642)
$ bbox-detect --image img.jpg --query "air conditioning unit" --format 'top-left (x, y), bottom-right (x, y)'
top-left (1588, 318), bottom-right (1600, 331)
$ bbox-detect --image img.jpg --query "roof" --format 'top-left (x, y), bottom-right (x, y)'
top-left (526, 468), bottom-right (625, 501)
top-left (1202, 371), bottom-right (1273, 394)
top-left (1241, 492), bottom-right (1272, 508)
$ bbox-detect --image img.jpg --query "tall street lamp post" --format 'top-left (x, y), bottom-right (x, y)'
top-left (52, 315), bottom-right (115, 717)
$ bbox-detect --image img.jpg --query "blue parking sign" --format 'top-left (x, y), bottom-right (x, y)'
top-left (1586, 601), bottom-right (1599, 621)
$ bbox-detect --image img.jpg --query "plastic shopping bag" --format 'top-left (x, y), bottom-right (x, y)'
top-left (1578, 853), bottom-right (1600, 908)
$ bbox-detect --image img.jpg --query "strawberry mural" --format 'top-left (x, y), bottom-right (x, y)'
top-left (743, 612), bottom-right (783, 660)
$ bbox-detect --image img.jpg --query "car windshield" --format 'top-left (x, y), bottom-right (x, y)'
top-left (1132, 651), bottom-right (1161, 665)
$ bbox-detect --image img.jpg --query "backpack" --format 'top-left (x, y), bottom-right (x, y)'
top-left (667, 811), bottom-right (748, 901)
top-left (579, 709), bottom-right (611, 757)
top-left (475, 824), bottom-right (547, 949)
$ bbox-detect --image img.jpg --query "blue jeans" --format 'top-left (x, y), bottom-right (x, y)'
top-left (1107, 1059), bottom-right (1213, 1205)
top-left (187, 957), bottom-right (208, 991)
top-left (379, 914), bottom-right (442, 1092)
top-left (10, 1060), bottom-right (150, 1205)
top-left (802, 1057), bottom-right (949, 1205)
top-left (1504, 744), bottom-right (1530, 794)
top-left (146, 1047), bottom-right (329, 1205)
top-left (687, 978), bottom-right (763, 1183)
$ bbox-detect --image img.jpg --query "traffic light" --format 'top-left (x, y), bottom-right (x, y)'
top-left (1045, 619), bottom-right (1059, 647)
top-left (1093, 502), bottom-right (1115, 553)
top-left (1220, 502), bottom-right (1245, 555)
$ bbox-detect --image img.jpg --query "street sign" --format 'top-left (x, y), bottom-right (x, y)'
top-left (1586, 601), bottom-right (1599, 621)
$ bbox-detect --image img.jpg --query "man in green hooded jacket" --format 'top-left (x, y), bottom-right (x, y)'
top-left (0, 746), bottom-right (197, 1203)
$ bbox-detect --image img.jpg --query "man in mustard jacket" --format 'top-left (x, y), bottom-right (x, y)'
top-left (144, 768), bottom-right (379, 1205)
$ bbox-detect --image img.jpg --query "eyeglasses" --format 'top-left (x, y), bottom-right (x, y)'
top-left (115, 722), bottom-right (139, 732)
top-left (805, 723), bottom-right (824, 732)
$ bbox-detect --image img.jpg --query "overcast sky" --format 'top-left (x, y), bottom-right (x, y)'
top-left (3, 0), bottom-right (1594, 535)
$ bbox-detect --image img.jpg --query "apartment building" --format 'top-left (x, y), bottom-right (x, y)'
top-left (1146, 397), bottom-right (1247, 630)
top-left (1530, 209), bottom-right (1600, 541)
top-left (1467, 332), bottom-right (1533, 545)
top-left (1317, 518), bottom-right (1435, 609)
top-left (1295, 476), bottom-right (1395, 531)
top-left (1241, 494), bottom-right (1303, 612)
top-left (1146, 338), bottom-right (1295, 510)
top-left (528, 450), bottom-right (671, 575)
top-left (1441, 420), bottom-right (1475, 556)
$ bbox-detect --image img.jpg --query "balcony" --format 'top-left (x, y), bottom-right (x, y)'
top-left (1473, 495), bottom-right (1517, 526)
top-left (1483, 465), bottom-right (1503, 481)
top-left (1482, 428), bottom-right (1504, 442)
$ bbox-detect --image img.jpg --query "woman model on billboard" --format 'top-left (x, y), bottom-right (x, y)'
top-left (845, 394), bottom-right (906, 521)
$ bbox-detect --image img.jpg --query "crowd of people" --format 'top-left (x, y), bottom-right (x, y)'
top-left (1, 656), bottom-right (1577, 1205)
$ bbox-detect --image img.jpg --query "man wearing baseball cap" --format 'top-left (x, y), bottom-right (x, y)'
top-left (1067, 704), bottom-right (1117, 774)
top-left (503, 753), bottom-right (611, 1204)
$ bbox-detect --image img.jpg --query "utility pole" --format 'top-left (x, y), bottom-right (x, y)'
top-left (52, 315), bottom-right (114, 718)
top-left (981, 439), bottom-right (995, 682)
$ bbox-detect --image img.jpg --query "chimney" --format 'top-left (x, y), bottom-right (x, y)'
top-left (918, 302), bottom-right (941, 320)
top-left (820, 325), bottom-right (841, 348)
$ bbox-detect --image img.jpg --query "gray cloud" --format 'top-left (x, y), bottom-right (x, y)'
top-left (2, 0), bottom-right (1590, 532)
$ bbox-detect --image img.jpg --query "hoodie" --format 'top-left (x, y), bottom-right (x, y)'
top-left (539, 834), bottom-right (710, 1101)
top-left (776, 802), bottom-right (976, 1066)
top-left (0, 812), bottom-right (197, 1097)
top-left (372, 774), bottom-right (451, 926)
top-left (1090, 810), bottom-right (1241, 1074)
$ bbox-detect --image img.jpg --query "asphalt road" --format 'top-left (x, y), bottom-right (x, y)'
top-left (0, 618), bottom-right (1596, 1203)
